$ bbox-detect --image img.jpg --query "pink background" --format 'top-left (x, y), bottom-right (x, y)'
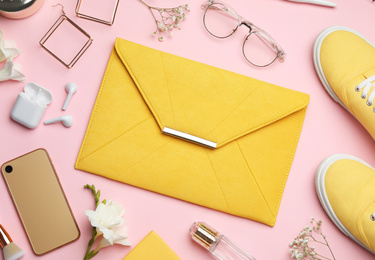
top-left (1, 0), bottom-right (375, 259)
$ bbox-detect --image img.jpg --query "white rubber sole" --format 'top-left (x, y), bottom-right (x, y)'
top-left (315, 154), bottom-right (375, 253)
top-left (313, 26), bottom-right (375, 114)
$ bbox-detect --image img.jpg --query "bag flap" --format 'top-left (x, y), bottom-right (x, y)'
top-left (115, 38), bottom-right (309, 148)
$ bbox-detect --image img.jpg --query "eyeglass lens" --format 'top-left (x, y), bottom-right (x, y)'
top-left (203, 3), bottom-right (239, 38)
top-left (204, 2), bottom-right (280, 67)
top-left (243, 31), bottom-right (278, 67)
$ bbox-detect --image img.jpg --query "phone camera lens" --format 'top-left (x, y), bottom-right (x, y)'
top-left (5, 165), bottom-right (13, 173)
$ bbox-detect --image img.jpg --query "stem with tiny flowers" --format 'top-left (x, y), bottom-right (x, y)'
top-left (83, 185), bottom-right (101, 260)
top-left (136, 0), bottom-right (189, 41)
top-left (311, 226), bottom-right (336, 260)
top-left (289, 218), bottom-right (336, 260)
top-left (137, 0), bottom-right (159, 24)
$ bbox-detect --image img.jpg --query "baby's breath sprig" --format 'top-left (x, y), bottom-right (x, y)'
top-left (289, 218), bottom-right (336, 260)
top-left (137, 0), bottom-right (190, 42)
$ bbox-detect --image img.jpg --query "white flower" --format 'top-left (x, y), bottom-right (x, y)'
top-left (85, 199), bottom-right (131, 249)
top-left (83, 185), bottom-right (131, 260)
top-left (0, 30), bottom-right (21, 62)
top-left (0, 30), bottom-right (24, 82)
top-left (0, 59), bottom-right (25, 82)
top-left (85, 200), bottom-right (126, 242)
top-left (289, 218), bottom-right (336, 260)
top-left (98, 225), bottom-right (131, 248)
top-left (138, 2), bottom-right (189, 42)
top-left (158, 22), bottom-right (166, 29)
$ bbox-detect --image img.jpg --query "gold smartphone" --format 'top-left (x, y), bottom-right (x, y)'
top-left (1, 149), bottom-right (80, 255)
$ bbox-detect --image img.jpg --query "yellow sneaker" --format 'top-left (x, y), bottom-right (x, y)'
top-left (316, 154), bottom-right (375, 253)
top-left (314, 26), bottom-right (375, 139)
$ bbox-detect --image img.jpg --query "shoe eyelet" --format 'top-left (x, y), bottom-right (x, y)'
top-left (371, 214), bottom-right (375, 221)
top-left (361, 94), bottom-right (367, 99)
top-left (355, 87), bottom-right (361, 92)
top-left (367, 101), bottom-right (373, 106)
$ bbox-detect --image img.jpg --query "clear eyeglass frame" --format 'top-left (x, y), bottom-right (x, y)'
top-left (201, 0), bottom-right (286, 67)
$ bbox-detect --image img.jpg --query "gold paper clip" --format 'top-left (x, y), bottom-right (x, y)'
top-left (39, 4), bottom-right (93, 69)
top-left (75, 0), bottom-right (120, 26)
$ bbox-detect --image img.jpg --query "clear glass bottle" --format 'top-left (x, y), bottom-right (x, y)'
top-left (190, 222), bottom-right (256, 260)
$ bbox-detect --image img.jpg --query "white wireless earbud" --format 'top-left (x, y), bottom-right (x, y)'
top-left (44, 115), bottom-right (73, 128)
top-left (62, 83), bottom-right (77, 111)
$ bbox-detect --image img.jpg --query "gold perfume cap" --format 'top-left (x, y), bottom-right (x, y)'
top-left (190, 222), bottom-right (220, 250)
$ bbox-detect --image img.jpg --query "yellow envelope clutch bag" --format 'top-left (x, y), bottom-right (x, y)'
top-left (76, 38), bottom-right (309, 226)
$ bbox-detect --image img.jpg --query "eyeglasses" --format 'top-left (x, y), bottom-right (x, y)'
top-left (201, 0), bottom-right (286, 67)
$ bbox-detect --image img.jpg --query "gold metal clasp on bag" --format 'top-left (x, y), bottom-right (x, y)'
top-left (162, 127), bottom-right (217, 149)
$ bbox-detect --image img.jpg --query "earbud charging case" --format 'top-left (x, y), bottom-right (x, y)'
top-left (11, 83), bottom-right (53, 129)
top-left (0, 0), bottom-right (44, 19)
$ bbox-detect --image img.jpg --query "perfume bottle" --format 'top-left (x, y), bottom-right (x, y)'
top-left (190, 222), bottom-right (256, 260)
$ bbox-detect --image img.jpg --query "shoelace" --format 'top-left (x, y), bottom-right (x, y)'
top-left (371, 213), bottom-right (375, 221)
top-left (355, 75), bottom-right (375, 112)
